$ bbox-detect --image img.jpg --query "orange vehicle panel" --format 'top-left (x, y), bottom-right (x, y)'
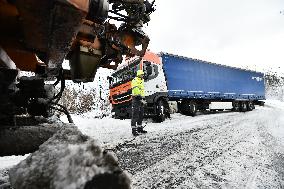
top-left (109, 81), bottom-right (133, 105)
top-left (0, 1), bottom-right (21, 47)
top-left (4, 48), bottom-right (45, 72)
top-left (67, 0), bottom-right (89, 12)
top-left (143, 51), bottom-right (161, 65)
top-left (0, 1), bottom-right (19, 17)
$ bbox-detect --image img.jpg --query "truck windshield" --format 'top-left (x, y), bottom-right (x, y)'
top-left (110, 59), bottom-right (141, 87)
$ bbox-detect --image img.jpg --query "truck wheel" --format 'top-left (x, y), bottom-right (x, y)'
top-left (153, 100), bottom-right (167, 123)
top-left (240, 101), bottom-right (248, 112)
top-left (247, 101), bottom-right (254, 111)
top-left (232, 101), bottom-right (240, 112)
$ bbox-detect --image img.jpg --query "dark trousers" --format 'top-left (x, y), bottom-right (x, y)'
top-left (131, 96), bottom-right (144, 129)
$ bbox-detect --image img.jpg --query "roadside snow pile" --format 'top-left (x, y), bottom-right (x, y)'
top-left (265, 72), bottom-right (284, 101)
top-left (266, 87), bottom-right (284, 101)
top-left (0, 169), bottom-right (10, 188)
top-left (264, 100), bottom-right (284, 144)
top-left (9, 125), bottom-right (131, 189)
top-left (265, 99), bottom-right (284, 110)
top-left (0, 155), bottom-right (29, 188)
top-left (0, 155), bottom-right (29, 170)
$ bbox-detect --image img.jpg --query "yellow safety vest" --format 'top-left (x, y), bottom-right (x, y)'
top-left (131, 77), bottom-right (145, 97)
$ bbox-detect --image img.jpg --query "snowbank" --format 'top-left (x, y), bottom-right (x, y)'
top-left (265, 99), bottom-right (284, 110)
top-left (8, 125), bottom-right (131, 189)
top-left (263, 100), bottom-right (284, 144)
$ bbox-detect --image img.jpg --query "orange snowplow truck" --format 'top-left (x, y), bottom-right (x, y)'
top-left (0, 0), bottom-right (155, 125)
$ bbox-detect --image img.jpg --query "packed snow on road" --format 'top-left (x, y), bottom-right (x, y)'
top-left (1, 100), bottom-right (284, 188)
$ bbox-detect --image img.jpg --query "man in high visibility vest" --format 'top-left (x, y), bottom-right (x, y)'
top-left (131, 69), bottom-right (147, 136)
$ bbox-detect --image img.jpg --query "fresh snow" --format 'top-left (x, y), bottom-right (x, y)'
top-left (64, 100), bottom-right (284, 188)
top-left (1, 100), bottom-right (284, 188)
top-left (0, 155), bottom-right (29, 170)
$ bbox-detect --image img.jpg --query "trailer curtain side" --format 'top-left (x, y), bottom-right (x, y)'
top-left (161, 53), bottom-right (265, 100)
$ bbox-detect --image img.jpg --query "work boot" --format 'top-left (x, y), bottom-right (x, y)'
top-left (137, 126), bottom-right (147, 134)
top-left (132, 128), bottom-right (139, 136)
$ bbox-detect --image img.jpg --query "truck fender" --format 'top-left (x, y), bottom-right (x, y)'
top-left (152, 93), bottom-right (168, 103)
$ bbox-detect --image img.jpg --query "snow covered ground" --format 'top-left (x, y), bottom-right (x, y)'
top-left (1, 100), bottom-right (284, 188)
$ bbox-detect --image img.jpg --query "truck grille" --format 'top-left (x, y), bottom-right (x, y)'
top-left (110, 90), bottom-right (132, 104)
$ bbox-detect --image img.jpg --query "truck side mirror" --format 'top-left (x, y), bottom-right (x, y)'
top-left (107, 76), bottom-right (113, 85)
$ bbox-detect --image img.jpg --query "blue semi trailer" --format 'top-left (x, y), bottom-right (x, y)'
top-left (109, 51), bottom-right (265, 122)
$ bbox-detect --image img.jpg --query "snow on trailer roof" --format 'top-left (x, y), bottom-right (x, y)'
top-left (159, 52), bottom-right (264, 75)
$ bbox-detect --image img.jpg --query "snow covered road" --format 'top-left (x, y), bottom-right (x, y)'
top-left (72, 102), bottom-right (284, 188)
top-left (1, 101), bottom-right (284, 188)
top-left (120, 106), bottom-right (284, 188)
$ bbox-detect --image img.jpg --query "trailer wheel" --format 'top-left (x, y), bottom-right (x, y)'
top-left (181, 100), bottom-right (197, 116)
top-left (247, 101), bottom-right (254, 111)
top-left (189, 100), bottom-right (197, 116)
top-left (240, 101), bottom-right (248, 112)
top-left (153, 99), bottom-right (168, 123)
top-left (232, 101), bottom-right (240, 112)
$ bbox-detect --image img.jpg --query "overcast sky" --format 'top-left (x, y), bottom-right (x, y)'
top-left (143, 0), bottom-right (284, 74)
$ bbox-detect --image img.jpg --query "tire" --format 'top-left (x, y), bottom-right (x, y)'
top-left (153, 100), bottom-right (168, 123)
top-left (232, 101), bottom-right (240, 112)
top-left (189, 100), bottom-right (197, 116)
top-left (180, 100), bottom-right (197, 116)
top-left (240, 101), bottom-right (248, 112)
top-left (247, 101), bottom-right (254, 111)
